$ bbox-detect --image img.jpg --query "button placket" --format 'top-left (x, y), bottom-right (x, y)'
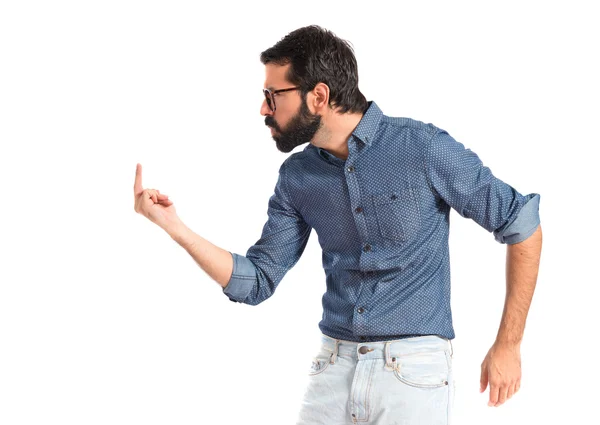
top-left (343, 148), bottom-right (372, 272)
top-left (353, 295), bottom-right (369, 334)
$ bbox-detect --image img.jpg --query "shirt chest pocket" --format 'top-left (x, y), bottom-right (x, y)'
top-left (372, 187), bottom-right (421, 242)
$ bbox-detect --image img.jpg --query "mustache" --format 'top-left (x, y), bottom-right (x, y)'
top-left (265, 116), bottom-right (279, 131)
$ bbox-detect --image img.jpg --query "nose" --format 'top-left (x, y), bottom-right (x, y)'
top-left (261, 98), bottom-right (273, 117)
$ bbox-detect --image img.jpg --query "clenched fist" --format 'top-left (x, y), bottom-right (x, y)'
top-left (133, 163), bottom-right (181, 232)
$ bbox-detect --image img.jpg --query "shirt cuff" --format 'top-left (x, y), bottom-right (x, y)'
top-left (222, 252), bottom-right (257, 303)
top-left (494, 193), bottom-right (541, 244)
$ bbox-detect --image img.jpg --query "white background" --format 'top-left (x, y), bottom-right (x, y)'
top-left (1, 1), bottom-right (597, 424)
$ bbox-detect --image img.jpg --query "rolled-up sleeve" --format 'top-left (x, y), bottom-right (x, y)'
top-left (424, 129), bottom-right (540, 245)
top-left (223, 161), bottom-right (312, 304)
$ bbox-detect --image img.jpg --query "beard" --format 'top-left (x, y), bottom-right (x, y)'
top-left (265, 99), bottom-right (322, 153)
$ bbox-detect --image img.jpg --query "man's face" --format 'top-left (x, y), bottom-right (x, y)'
top-left (262, 63), bottom-right (322, 153)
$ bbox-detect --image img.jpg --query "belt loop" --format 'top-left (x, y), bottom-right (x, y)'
top-left (384, 341), bottom-right (394, 371)
top-left (330, 339), bottom-right (339, 364)
top-left (449, 339), bottom-right (454, 358)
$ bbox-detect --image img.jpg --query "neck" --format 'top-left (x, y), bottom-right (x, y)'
top-left (314, 110), bottom-right (364, 161)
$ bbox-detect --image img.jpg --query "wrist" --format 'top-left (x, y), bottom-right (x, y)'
top-left (494, 336), bottom-right (522, 349)
top-left (164, 218), bottom-right (188, 241)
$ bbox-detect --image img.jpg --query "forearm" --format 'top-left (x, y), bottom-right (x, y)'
top-left (164, 220), bottom-right (234, 289)
top-left (496, 224), bottom-right (543, 345)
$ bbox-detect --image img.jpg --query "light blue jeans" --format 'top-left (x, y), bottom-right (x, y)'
top-left (296, 333), bottom-right (455, 425)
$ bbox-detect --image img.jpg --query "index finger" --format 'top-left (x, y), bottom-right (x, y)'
top-left (134, 163), bottom-right (143, 195)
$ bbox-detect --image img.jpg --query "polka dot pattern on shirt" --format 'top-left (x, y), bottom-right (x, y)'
top-left (223, 101), bottom-right (541, 342)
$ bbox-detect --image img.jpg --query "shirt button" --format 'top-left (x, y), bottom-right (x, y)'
top-left (360, 336), bottom-right (366, 341)
top-left (390, 194), bottom-right (397, 200)
top-left (357, 307), bottom-right (365, 314)
top-left (347, 166), bottom-right (355, 172)
top-left (363, 244), bottom-right (372, 252)
top-left (355, 207), bottom-right (363, 213)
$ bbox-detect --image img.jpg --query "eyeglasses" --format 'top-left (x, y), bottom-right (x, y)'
top-left (263, 86), bottom-right (300, 112)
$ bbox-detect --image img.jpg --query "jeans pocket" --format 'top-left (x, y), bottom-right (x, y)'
top-left (308, 349), bottom-right (333, 376)
top-left (392, 349), bottom-right (450, 389)
top-left (373, 187), bottom-right (421, 242)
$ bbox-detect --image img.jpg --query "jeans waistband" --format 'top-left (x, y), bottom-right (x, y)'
top-left (320, 333), bottom-right (452, 368)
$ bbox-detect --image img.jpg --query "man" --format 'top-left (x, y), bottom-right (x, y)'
top-left (134, 25), bottom-right (542, 425)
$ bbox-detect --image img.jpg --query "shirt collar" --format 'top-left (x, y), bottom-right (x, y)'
top-left (309, 100), bottom-right (382, 163)
top-left (351, 100), bottom-right (382, 146)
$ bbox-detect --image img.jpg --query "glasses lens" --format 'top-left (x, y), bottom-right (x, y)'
top-left (263, 89), bottom-right (274, 111)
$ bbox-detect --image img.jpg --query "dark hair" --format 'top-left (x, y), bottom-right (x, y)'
top-left (260, 25), bottom-right (368, 114)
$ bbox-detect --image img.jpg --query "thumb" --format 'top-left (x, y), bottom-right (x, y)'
top-left (480, 363), bottom-right (489, 393)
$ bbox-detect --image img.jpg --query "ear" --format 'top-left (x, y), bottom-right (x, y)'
top-left (310, 82), bottom-right (330, 113)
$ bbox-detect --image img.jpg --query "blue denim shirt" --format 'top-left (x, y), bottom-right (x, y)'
top-left (223, 101), bottom-right (541, 342)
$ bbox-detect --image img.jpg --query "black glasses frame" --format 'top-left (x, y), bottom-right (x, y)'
top-left (263, 86), bottom-right (300, 112)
